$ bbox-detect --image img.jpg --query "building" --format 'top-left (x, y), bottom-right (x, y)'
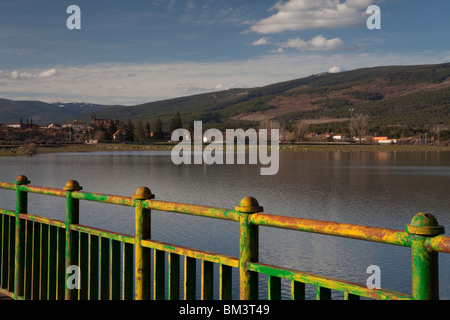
top-left (62, 120), bottom-right (89, 131)
top-left (91, 113), bottom-right (119, 128)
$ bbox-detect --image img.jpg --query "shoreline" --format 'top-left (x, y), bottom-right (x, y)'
top-left (1, 142), bottom-right (450, 157)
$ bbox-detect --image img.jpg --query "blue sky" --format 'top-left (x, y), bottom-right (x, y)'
top-left (0, 0), bottom-right (448, 105)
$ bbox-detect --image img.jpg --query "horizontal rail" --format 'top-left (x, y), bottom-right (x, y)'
top-left (0, 182), bottom-right (15, 191)
top-left (72, 191), bottom-right (134, 207)
top-left (71, 224), bottom-right (135, 244)
top-left (426, 235), bottom-right (450, 254)
top-left (141, 239), bottom-right (239, 268)
top-left (250, 213), bottom-right (411, 247)
top-left (248, 262), bottom-right (412, 300)
top-left (142, 199), bottom-right (240, 222)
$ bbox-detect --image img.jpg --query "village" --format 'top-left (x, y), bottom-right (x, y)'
top-left (0, 113), bottom-right (431, 148)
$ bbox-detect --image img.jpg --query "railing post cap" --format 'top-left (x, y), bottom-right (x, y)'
top-left (132, 186), bottom-right (155, 200)
top-left (235, 196), bottom-right (263, 214)
top-left (406, 212), bottom-right (445, 236)
top-left (15, 175), bottom-right (30, 185)
top-left (63, 180), bottom-right (82, 191)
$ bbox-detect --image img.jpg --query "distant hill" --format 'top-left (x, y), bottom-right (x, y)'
top-left (0, 100), bottom-right (121, 125)
top-left (1, 62), bottom-right (449, 134)
top-left (92, 62), bottom-right (450, 131)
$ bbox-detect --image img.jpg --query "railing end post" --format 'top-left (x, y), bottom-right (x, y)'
top-left (237, 196), bottom-right (262, 300)
top-left (133, 186), bottom-right (154, 300)
top-left (406, 212), bottom-right (444, 300)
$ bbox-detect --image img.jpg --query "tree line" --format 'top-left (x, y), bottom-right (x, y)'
top-left (91, 112), bottom-right (183, 142)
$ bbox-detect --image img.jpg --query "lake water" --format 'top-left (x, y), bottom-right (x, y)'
top-left (0, 150), bottom-right (449, 299)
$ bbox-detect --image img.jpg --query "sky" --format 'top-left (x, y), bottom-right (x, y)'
top-left (0, 0), bottom-right (449, 106)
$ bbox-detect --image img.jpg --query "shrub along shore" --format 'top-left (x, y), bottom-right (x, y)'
top-left (1, 142), bottom-right (449, 157)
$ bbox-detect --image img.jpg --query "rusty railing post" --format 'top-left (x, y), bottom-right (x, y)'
top-left (64, 180), bottom-right (82, 300)
top-left (236, 196), bottom-right (263, 300)
top-left (406, 212), bottom-right (445, 300)
top-left (14, 175), bottom-right (30, 299)
top-left (133, 186), bottom-right (154, 300)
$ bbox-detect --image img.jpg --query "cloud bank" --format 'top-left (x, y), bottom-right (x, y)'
top-left (249, 0), bottom-right (372, 34)
top-left (0, 50), bottom-right (448, 106)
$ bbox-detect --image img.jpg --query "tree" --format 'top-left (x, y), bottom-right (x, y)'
top-left (153, 118), bottom-right (164, 141)
top-left (352, 113), bottom-right (370, 143)
top-left (135, 120), bottom-right (145, 142)
top-left (430, 125), bottom-right (445, 144)
top-left (105, 121), bottom-right (118, 141)
top-left (144, 121), bottom-right (151, 141)
top-left (259, 119), bottom-right (287, 141)
top-left (169, 112), bottom-right (183, 132)
top-left (124, 119), bottom-right (135, 142)
top-left (294, 121), bottom-right (309, 141)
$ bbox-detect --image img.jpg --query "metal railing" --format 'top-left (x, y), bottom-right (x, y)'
top-left (0, 175), bottom-right (449, 300)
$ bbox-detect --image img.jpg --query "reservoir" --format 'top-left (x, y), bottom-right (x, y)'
top-left (1, 150), bottom-right (449, 299)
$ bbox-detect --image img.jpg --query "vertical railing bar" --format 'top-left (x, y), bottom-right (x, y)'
top-left (219, 264), bottom-right (232, 300)
top-left (122, 242), bottom-right (133, 300)
top-left (99, 236), bottom-right (110, 300)
top-left (40, 223), bottom-right (49, 300)
top-left (110, 239), bottom-right (121, 300)
top-left (291, 281), bottom-right (305, 300)
top-left (168, 252), bottom-right (180, 300)
top-left (316, 286), bottom-right (332, 300)
top-left (344, 289), bottom-right (360, 300)
top-left (56, 226), bottom-right (65, 300)
top-left (201, 260), bottom-right (213, 300)
top-left (1, 214), bottom-right (8, 290)
top-left (88, 234), bottom-right (99, 300)
top-left (184, 256), bottom-right (196, 300)
top-left (153, 249), bottom-right (165, 300)
top-left (79, 231), bottom-right (89, 300)
top-left (268, 275), bottom-right (281, 300)
top-left (31, 221), bottom-right (41, 300)
top-left (24, 220), bottom-right (32, 300)
top-left (48, 225), bottom-right (57, 300)
top-left (8, 210), bottom-right (15, 294)
top-left (0, 214), bottom-right (3, 289)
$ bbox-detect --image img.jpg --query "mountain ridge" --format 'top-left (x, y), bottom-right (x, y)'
top-left (0, 62), bottom-right (449, 132)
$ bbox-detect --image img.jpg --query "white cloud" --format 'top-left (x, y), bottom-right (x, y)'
top-left (328, 66), bottom-right (341, 73)
top-left (38, 69), bottom-right (57, 78)
top-left (6, 68), bottom-right (57, 80)
top-left (279, 35), bottom-right (344, 51)
top-left (251, 37), bottom-right (271, 46)
top-left (109, 84), bottom-right (127, 91)
top-left (250, 0), bottom-right (372, 34)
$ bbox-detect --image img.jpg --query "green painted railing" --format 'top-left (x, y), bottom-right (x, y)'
top-left (0, 175), bottom-right (449, 300)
